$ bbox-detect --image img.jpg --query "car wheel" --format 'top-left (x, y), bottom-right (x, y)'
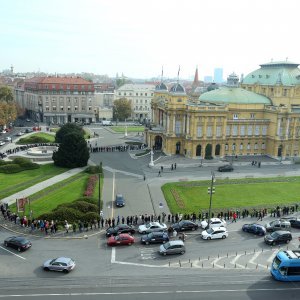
top-left (44, 267), bottom-right (49, 271)
top-left (207, 237), bottom-right (211, 240)
top-left (142, 231), bottom-right (146, 234)
top-left (286, 240), bottom-right (290, 244)
top-left (145, 241), bottom-right (149, 245)
top-left (180, 250), bottom-right (185, 255)
top-left (63, 269), bottom-right (69, 274)
top-left (272, 241), bottom-right (276, 246)
top-left (222, 235), bottom-right (226, 239)
top-left (17, 247), bottom-right (22, 252)
top-left (4, 242), bottom-right (8, 247)
top-left (163, 252), bottom-right (167, 256)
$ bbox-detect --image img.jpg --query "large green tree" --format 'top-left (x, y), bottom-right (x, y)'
top-left (53, 132), bottom-right (89, 168)
top-left (0, 86), bottom-right (17, 126)
top-left (55, 123), bottom-right (84, 143)
top-left (113, 98), bottom-right (132, 121)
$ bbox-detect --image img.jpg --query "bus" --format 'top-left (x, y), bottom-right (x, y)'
top-left (271, 250), bottom-right (300, 281)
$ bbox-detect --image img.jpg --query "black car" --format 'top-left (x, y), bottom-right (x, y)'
top-left (171, 220), bottom-right (198, 232)
top-left (242, 223), bottom-right (266, 236)
top-left (264, 230), bottom-right (292, 246)
top-left (106, 224), bottom-right (135, 237)
top-left (115, 194), bottom-right (125, 207)
top-left (218, 165), bottom-right (234, 172)
top-left (290, 219), bottom-right (300, 228)
top-left (4, 236), bottom-right (32, 252)
top-left (141, 232), bottom-right (169, 245)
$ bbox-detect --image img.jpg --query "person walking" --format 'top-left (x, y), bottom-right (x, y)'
top-left (174, 163), bottom-right (177, 170)
top-left (158, 170), bottom-right (161, 177)
top-left (232, 212), bottom-right (237, 223)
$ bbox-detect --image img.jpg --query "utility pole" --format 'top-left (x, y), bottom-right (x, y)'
top-left (207, 171), bottom-right (215, 225)
top-left (98, 162), bottom-right (102, 218)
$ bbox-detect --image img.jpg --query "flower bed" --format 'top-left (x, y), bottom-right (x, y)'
top-left (83, 174), bottom-right (98, 197)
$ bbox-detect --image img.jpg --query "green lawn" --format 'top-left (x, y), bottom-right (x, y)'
top-left (10, 172), bottom-right (104, 218)
top-left (0, 163), bottom-right (68, 199)
top-left (162, 177), bottom-right (300, 214)
top-left (17, 132), bottom-right (55, 144)
top-left (111, 126), bottom-right (144, 133)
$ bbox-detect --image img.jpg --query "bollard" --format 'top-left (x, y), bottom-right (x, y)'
top-left (256, 264), bottom-right (258, 269)
top-left (254, 248), bottom-right (256, 253)
top-left (169, 261), bottom-right (170, 267)
top-left (245, 250), bottom-right (246, 255)
top-left (224, 263), bottom-right (225, 268)
top-left (213, 263), bottom-right (214, 268)
top-left (227, 253), bottom-right (228, 258)
top-left (189, 259), bottom-right (190, 263)
top-left (267, 264), bottom-right (269, 269)
top-left (236, 252), bottom-right (237, 256)
top-left (245, 263), bottom-right (247, 268)
top-left (208, 256), bottom-right (210, 260)
top-left (218, 254), bottom-right (219, 258)
top-left (235, 263), bottom-right (237, 268)
top-left (261, 248), bottom-right (263, 252)
top-left (202, 262), bottom-right (203, 268)
top-left (191, 262), bottom-right (193, 268)
top-left (199, 257), bottom-right (200, 261)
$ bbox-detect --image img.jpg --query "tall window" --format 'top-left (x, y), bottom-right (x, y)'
top-left (240, 125), bottom-right (245, 136)
top-left (232, 125), bottom-right (238, 136)
top-left (261, 143), bottom-right (266, 150)
top-left (247, 125), bottom-right (253, 136)
top-left (255, 125), bottom-right (260, 136)
top-left (247, 143), bottom-right (251, 150)
top-left (226, 125), bottom-right (231, 136)
top-left (216, 126), bottom-right (222, 137)
top-left (262, 125), bottom-right (267, 136)
top-left (197, 126), bottom-right (203, 137)
top-left (225, 144), bottom-right (229, 151)
top-left (240, 143), bottom-right (243, 150)
top-left (254, 143), bottom-right (258, 150)
top-left (175, 121), bottom-right (181, 134)
top-left (206, 126), bottom-right (212, 137)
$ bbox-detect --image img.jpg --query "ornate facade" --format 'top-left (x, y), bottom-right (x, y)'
top-left (146, 61), bottom-right (300, 159)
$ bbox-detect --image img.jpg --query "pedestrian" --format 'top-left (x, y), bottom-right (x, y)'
top-left (258, 162), bottom-right (261, 168)
top-left (232, 212), bottom-right (237, 223)
top-left (143, 174), bottom-right (146, 181)
top-left (257, 211), bottom-right (263, 221)
top-left (171, 164), bottom-right (174, 170)
top-left (174, 163), bottom-right (177, 170)
top-left (161, 166), bottom-right (163, 172)
top-left (158, 170), bottom-right (161, 177)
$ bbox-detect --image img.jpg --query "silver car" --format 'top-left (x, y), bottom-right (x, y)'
top-left (43, 257), bottom-right (75, 273)
top-left (159, 240), bottom-right (185, 256)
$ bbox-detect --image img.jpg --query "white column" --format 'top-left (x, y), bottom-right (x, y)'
top-left (277, 118), bottom-right (281, 136)
top-left (183, 115), bottom-right (186, 134)
top-left (166, 114), bottom-right (169, 132)
top-left (173, 114), bottom-right (176, 133)
top-left (285, 118), bottom-right (290, 139)
top-left (187, 115), bottom-right (190, 134)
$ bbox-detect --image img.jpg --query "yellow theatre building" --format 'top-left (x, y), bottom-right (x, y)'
top-left (145, 61), bottom-right (300, 160)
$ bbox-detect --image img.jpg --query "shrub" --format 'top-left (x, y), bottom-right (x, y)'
top-left (18, 136), bottom-right (50, 144)
top-left (0, 164), bottom-right (23, 173)
top-left (83, 174), bottom-right (98, 197)
top-left (55, 201), bottom-right (98, 214)
top-left (75, 197), bottom-right (97, 204)
top-left (82, 212), bottom-right (99, 222)
top-left (19, 162), bottom-right (40, 170)
top-left (12, 157), bottom-right (31, 165)
top-left (86, 165), bottom-right (102, 174)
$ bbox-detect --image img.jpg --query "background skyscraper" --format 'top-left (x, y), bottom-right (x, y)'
top-left (214, 68), bottom-right (223, 83)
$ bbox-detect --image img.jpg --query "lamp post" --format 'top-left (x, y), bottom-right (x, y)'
top-left (98, 162), bottom-right (102, 218)
top-left (207, 172), bottom-right (216, 225)
top-left (124, 118), bottom-right (128, 137)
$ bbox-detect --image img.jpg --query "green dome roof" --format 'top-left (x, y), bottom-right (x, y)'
top-left (242, 61), bottom-right (300, 86)
top-left (199, 87), bottom-right (272, 105)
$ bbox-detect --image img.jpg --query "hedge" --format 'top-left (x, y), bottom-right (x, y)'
top-left (0, 164), bottom-right (23, 173)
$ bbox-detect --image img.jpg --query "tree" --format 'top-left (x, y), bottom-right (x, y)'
top-left (0, 86), bottom-right (14, 102)
top-left (55, 123), bottom-right (84, 144)
top-left (113, 98), bottom-right (132, 121)
top-left (0, 86), bottom-right (17, 126)
top-left (53, 132), bottom-right (90, 168)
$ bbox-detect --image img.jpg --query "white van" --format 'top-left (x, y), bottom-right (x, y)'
top-left (102, 120), bottom-right (112, 126)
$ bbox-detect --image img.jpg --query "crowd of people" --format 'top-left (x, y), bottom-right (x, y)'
top-left (88, 143), bottom-right (147, 153)
top-left (1, 203), bottom-right (299, 236)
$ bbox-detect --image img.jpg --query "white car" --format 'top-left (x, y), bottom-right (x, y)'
top-left (16, 131), bottom-right (24, 136)
top-left (4, 137), bottom-right (12, 142)
top-left (0, 141), bottom-right (5, 146)
top-left (201, 218), bottom-right (227, 229)
top-left (201, 227), bottom-right (228, 240)
top-left (138, 222), bottom-right (167, 234)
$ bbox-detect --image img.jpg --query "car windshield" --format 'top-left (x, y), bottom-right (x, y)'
top-left (163, 242), bottom-right (170, 249)
top-left (206, 228), bottom-right (214, 234)
top-left (270, 232), bottom-right (279, 238)
top-left (147, 233), bottom-right (154, 238)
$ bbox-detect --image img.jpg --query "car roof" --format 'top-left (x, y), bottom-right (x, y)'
top-left (117, 233), bottom-right (132, 238)
top-left (211, 227), bottom-right (226, 231)
top-left (116, 194), bottom-right (123, 198)
top-left (210, 218), bottom-right (222, 222)
top-left (55, 257), bottom-right (72, 263)
top-left (168, 240), bottom-right (184, 246)
top-left (274, 230), bottom-right (292, 235)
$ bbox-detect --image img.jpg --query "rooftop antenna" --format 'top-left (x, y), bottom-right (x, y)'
top-left (161, 65), bottom-right (164, 82)
top-left (177, 65), bottom-right (180, 83)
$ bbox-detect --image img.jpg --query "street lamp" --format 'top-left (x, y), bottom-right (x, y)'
top-left (124, 118), bottom-right (128, 137)
top-left (207, 172), bottom-right (216, 225)
top-left (98, 162), bottom-right (102, 218)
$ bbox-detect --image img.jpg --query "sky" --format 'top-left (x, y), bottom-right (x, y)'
top-left (1, 0), bottom-right (300, 80)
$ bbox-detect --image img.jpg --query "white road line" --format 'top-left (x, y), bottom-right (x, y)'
top-left (211, 257), bottom-right (223, 269)
top-left (230, 254), bottom-right (244, 269)
top-left (249, 251), bottom-right (266, 269)
top-left (0, 246), bottom-right (26, 260)
top-left (111, 247), bottom-right (116, 263)
top-left (267, 250), bottom-right (277, 263)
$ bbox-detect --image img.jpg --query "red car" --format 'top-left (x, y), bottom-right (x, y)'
top-left (107, 234), bottom-right (135, 246)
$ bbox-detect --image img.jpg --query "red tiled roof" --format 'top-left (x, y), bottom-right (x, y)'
top-left (25, 76), bottom-right (92, 85)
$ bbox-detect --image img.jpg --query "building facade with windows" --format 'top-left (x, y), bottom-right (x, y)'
top-left (146, 61), bottom-right (300, 160)
top-left (16, 76), bottom-right (96, 125)
top-left (114, 83), bottom-right (155, 121)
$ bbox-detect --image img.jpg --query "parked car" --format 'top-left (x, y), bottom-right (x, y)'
top-left (0, 141), bottom-right (5, 146)
top-left (201, 218), bottom-right (227, 229)
top-left (25, 128), bottom-right (33, 133)
top-left (115, 194), bottom-right (125, 207)
top-left (242, 223), bottom-right (266, 236)
top-left (159, 240), bottom-right (185, 256)
top-left (201, 227), bottom-right (228, 240)
top-left (4, 137), bottom-right (12, 142)
top-left (265, 220), bottom-right (291, 232)
top-left (43, 257), bottom-right (75, 273)
top-left (138, 222), bottom-right (167, 234)
top-left (141, 232), bottom-right (169, 245)
top-left (264, 230), bottom-right (292, 246)
top-left (289, 219), bottom-right (300, 229)
top-left (218, 165), bottom-right (234, 172)
top-left (106, 224), bottom-right (135, 237)
top-left (16, 131), bottom-right (24, 136)
top-left (107, 233), bottom-right (135, 246)
top-left (171, 220), bottom-right (199, 232)
top-left (4, 236), bottom-right (32, 252)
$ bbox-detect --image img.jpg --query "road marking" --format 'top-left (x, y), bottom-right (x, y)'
top-left (267, 250), bottom-right (277, 263)
top-left (2, 287), bottom-right (300, 297)
top-left (111, 247), bottom-right (116, 263)
top-left (230, 254), bottom-right (244, 269)
top-left (0, 246), bottom-right (26, 260)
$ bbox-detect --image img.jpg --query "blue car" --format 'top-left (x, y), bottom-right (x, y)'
top-left (242, 223), bottom-right (266, 236)
top-left (141, 232), bottom-right (169, 245)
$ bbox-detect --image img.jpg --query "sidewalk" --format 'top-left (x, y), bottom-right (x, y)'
top-left (0, 167), bottom-right (86, 206)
